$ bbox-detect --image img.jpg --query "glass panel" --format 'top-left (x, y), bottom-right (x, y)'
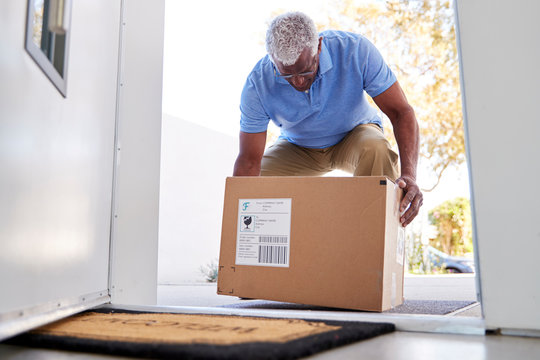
top-left (25, 0), bottom-right (71, 96)
top-left (31, 0), bottom-right (44, 47)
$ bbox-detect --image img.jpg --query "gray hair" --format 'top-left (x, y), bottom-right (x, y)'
top-left (265, 12), bottom-right (319, 66)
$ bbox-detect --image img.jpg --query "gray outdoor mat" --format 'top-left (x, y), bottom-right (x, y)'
top-left (221, 299), bottom-right (478, 315)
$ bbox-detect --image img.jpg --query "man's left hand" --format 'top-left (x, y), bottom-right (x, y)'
top-left (396, 176), bottom-right (423, 227)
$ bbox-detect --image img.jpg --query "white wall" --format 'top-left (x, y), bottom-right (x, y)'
top-left (456, 0), bottom-right (540, 332)
top-left (158, 114), bottom-right (238, 284)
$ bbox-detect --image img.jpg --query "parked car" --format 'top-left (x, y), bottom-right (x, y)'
top-left (426, 246), bottom-right (475, 273)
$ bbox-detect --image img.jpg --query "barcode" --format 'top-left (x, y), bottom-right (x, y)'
top-left (258, 245), bottom-right (288, 265)
top-left (259, 236), bottom-right (288, 244)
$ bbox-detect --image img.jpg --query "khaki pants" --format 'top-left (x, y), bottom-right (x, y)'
top-left (261, 123), bottom-right (399, 180)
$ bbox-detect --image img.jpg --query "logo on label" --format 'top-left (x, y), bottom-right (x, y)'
top-left (240, 215), bottom-right (255, 232)
top-left (242, 216), bottom-right (252, 229)
top-left (242, 202), bottom-right (250, 211)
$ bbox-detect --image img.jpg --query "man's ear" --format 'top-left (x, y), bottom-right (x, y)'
top-left (318, 37), bottom-right (323, 54)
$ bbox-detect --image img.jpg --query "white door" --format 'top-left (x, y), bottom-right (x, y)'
top-left (455, 0), bottom-right (540, 334)
top-left (0, 0), bottom-right (122, 339)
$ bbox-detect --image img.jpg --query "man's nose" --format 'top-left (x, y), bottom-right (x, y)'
top-left (291, 75), bottom-right (306, 87)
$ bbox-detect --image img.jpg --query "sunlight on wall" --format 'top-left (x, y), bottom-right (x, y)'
top-left (162, 0), bottom-right (332, 137)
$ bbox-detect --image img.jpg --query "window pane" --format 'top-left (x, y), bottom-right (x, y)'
top-left (32, 0), bottom-right (44, 48)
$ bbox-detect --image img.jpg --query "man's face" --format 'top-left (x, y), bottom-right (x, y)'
top-left (274, 38), bottom-right (322, 92)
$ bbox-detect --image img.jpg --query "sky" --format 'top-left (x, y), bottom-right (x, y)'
top-left (161, 0), bottom-right (471, 214)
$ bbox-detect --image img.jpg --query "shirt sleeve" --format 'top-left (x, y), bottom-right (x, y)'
top-left (360, 38), bottom-right (397, 98)
top-left (239, 76), bottom-right (270, 133)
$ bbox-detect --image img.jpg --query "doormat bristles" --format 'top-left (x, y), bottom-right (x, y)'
top-left (5, 309), bottom-right (395, 359)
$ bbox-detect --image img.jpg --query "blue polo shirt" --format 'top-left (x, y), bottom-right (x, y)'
top-left (239, 30), bottom-right (396, 149)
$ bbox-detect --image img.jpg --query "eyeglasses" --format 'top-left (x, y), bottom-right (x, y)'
top-left (273, 56), bottom-right (318, 79)
top-left (275, 70), bottom-right (316, 79)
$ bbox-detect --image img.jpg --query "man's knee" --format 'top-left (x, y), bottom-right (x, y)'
top-left (358, 138), bottom-right (394, 159)
top-left (342, 124), bottom-right (390, 158)
top-left (353, 138), bottom-right (399, 179)
top-left (260, 141), bottom-right (328, 176)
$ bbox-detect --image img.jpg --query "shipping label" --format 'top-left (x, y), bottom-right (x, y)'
top-left (236, 198), bottom-right (292, 267)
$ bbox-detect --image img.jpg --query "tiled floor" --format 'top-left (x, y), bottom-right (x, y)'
top-left (307, 331), bottom-right (540, 360)
top-left (2, 328), bottom-right (539, 360)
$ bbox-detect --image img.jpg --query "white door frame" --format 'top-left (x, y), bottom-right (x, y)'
top-left (454, 0), bottom-right (540, 335)
top-left (107, 0), bottom-right (164, 307)
top-left (3, 0), bottom-right (539, 342)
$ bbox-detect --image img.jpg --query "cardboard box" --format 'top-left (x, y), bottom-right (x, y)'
top-left (217, 176), bottom-right (405, 312)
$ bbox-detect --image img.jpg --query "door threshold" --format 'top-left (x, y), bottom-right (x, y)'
top-left (100, 303), bottom-right (486, 336)
top-left (0, 291), bottom-right (110, 342)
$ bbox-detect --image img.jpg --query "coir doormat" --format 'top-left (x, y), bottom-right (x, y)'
top-left (5, 309), bottom-right (395, 359)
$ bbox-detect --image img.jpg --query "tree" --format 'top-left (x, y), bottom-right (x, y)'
top-left (428, 197), bottom-right (472, 256)
top-left (318, 0), bottom-right (465, 191)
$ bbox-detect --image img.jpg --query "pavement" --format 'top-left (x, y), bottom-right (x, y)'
top-left (157, 274), bottom-right (482, 317)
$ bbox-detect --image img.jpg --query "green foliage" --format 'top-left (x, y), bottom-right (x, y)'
top-left (428, 197), bottom-right (472, 256)
top-left (406, 230), bottom-right (431, 274)
top-left (199, 259), bottom-right (219, 283)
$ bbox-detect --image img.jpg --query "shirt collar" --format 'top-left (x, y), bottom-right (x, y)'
top-left (317, 41), bottom-right (333, 76)
top-left (272, 41), bottom-right (333, 85)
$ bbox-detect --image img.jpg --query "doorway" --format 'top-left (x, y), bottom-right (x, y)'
top-left (158, 0), bottom-right (480, 319)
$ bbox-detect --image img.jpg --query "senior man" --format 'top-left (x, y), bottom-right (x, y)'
top-left (233, 12), bottom-right (422, 226)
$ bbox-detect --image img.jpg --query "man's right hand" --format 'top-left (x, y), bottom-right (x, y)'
top-left (233, 131), bottom-right (267, 176)
top-left (396, 175), bottom-right (423, 227)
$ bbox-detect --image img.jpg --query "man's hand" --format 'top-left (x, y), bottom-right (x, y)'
top-left (396, 175), bottom-right (423, 227)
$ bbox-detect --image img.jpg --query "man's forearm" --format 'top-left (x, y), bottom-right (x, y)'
top-left (233, 157), bottom-right (261, 176)
top-left (392, 108), bottom-right (419, 180)
top-left (373, 82), bottom-right (422, 225)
